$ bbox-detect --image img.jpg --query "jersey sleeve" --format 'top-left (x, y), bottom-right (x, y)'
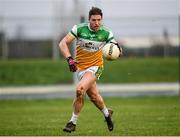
top-left (106, 30), bottom-right (114, 43)
top-left (70, 25), bottom-right (78, 38)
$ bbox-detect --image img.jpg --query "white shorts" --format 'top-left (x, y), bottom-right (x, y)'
top-left (77, 66), bottom-right (103, 81)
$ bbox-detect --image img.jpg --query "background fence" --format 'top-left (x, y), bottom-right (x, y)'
top-left (0, 16), bottom-right (179, 59)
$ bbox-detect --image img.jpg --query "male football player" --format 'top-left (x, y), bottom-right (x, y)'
top-left (59, 7), bottom-right (122, 133)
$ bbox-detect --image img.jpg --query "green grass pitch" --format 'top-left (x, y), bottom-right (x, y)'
top-left (0, 96), bottom-right (179, 136)
top-left (0, 57), bottom-right (178, 86)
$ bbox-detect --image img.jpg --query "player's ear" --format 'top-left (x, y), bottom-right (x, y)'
top-left (88, 15), bottom-right (91, 21)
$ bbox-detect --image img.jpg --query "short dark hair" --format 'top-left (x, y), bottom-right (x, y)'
top-left (89, 7), bottom-right (103, 19)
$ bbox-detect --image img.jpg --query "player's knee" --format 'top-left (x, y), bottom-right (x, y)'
top-left (76, 85), bottom-right (84, 98)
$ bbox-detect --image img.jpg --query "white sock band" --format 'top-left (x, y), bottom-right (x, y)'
top-left (70, 112), bottom-right (78, 125)
top-left (101, 107), bottom-right (109, 117)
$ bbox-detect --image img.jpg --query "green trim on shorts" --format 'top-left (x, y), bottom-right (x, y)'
top-left (95, 66), bottom-right (104, 80)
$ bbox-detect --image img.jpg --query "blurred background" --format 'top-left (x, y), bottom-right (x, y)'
top-left (0, 0), bottom-right (179, 59)
top-left (0, 1), bottom-right (179, 136)
top-left (0, 0), bottom-right (179, 96)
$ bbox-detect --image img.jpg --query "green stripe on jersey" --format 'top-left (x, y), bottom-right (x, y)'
top-left (95, 66), bottom-right (104, 80)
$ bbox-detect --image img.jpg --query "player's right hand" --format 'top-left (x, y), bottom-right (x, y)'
top-left (66, 56), bottom-right (77, 72)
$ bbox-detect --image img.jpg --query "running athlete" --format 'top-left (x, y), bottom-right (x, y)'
top-left (59, 7), bottom-right (122, 133)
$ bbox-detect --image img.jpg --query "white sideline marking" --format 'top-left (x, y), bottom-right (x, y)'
top-left (0, 83), bottom-right (179, 95)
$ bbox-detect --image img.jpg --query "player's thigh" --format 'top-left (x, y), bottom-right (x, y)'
top-left (76, 71), bottom-right (96, 92)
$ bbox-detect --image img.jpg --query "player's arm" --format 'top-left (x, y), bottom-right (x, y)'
top-left (59, 33), bottom-right (75, 58)
top-left (59, 33), bottom-right (77, 72)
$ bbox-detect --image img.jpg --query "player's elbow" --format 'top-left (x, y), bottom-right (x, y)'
top-left (59, 39), bottom-right (66, 50)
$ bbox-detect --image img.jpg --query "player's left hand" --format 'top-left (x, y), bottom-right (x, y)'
top-left (118, 46), bottom-right (123, 57)
top-left (110, 42), bottom-right (123, 57)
